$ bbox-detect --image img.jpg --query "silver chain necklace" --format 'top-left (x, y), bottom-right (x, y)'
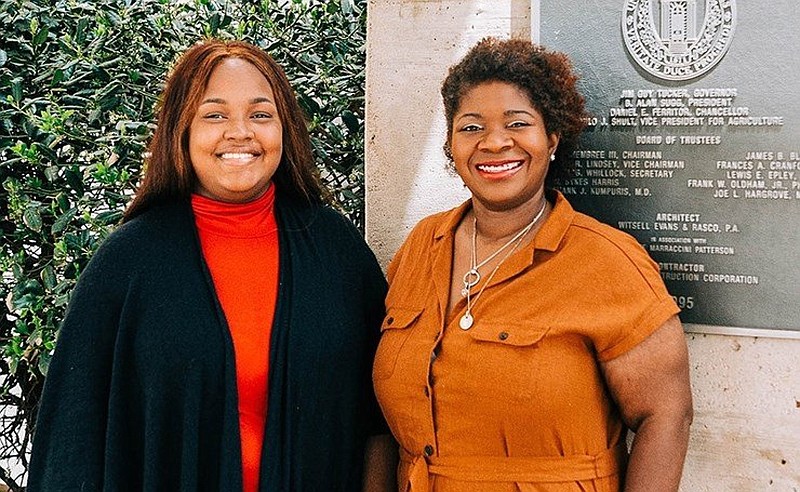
top-left (459, 199), bottom-right (547, 330)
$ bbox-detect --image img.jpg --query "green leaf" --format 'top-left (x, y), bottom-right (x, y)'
top-left (209, 12), bottom-right (220, 31)
top-left (55, 193), bottom-right (70, 213)
top-left (40, 265), bottom-right (57, 290)
top-left (52, 207), bottom-right (77, 233)
top-left (75, 17), bottom-right (90, 44)
top-left (297, 92), bottom-right (321, 117)
top-left (54, 293), bottom-right (71, 307)
top-left (341, 109), bottom-right (359, 133)
top-left (23, 207), bottom-right (43, 232)
top-left (65, 168), bottom-right (84, 193)
top-left (32, 25), bottom-right (50, 47)
top-left (95, 209), bottom-right (123, 225)
top-left (11, 77), bottom-right (23, 103)
top-left (39, 351), bottom-right (52, 376)
top-left (51, 68), bottom-right (65, 85)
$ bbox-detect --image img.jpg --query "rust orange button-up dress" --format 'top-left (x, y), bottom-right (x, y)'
top-left (373, 192), bottom-right (679, 492)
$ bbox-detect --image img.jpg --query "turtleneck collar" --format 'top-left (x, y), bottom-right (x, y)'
top-left (191, 184), bottom-right (277, 238)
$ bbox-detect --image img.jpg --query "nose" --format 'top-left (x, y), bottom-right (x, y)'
top-left (224, 116), bottom-right (254, 140)
top-left (477, 127), bottom-right (513, 152)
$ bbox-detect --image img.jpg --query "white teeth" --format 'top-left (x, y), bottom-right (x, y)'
top-left (477, 161), bottom-right (521, 173)
top-left (220, 152), bottom-right (255, 160)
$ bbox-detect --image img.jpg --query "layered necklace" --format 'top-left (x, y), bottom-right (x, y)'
top-left (459, 199), bottom-right (548, 330)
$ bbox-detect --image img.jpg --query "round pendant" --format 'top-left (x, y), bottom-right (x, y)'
top-left (463, 269), bottom-right (480, 288)
top-left (459, 313), bottom-right (474, 330)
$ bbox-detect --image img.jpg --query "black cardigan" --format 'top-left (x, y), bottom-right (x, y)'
top-left (28, 195), bottom-right (388, 491)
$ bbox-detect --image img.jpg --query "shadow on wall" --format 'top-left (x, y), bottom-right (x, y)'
top-left (365, 0), bottom-right (532, 267)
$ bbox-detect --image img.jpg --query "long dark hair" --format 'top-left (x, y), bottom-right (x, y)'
top-left (124, 39), bottom-right (325, 221)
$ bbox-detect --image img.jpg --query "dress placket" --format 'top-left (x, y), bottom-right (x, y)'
top-left (422, 226), bottom-right (456, 459)
top-left (424, 217), bottom-right (539, 459)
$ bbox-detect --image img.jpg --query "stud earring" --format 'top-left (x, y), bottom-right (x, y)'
top-left (550, 153), bottom-right (556, 162)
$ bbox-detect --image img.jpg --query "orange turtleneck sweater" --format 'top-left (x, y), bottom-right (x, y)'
top-left (191, 185), bottom-right (279, 492)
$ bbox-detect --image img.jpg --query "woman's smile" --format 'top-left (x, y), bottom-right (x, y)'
top-left (475, 159), bottom-right (524, 177)
top-left (215, 151), bottom-right (264, 167)
top-left (218, 151), bottom-right (261, 161)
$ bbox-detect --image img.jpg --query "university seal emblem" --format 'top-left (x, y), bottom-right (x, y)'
top-left (622, 0), bottom-right (736, 81)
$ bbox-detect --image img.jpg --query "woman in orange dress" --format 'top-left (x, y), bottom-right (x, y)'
top-left (373, 38), bottom-right (693, 492)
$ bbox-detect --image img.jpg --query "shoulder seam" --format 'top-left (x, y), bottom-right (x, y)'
top-left (569, 220), bottom-right (662, 297)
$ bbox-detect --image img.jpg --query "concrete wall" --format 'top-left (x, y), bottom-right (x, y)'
top-left (364, 1), bottom-right (800, 490)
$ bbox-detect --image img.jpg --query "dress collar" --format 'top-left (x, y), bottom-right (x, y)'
top-left (432, 189), bottom-right (576, 258)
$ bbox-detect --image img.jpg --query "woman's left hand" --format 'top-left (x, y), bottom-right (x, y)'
top-left (362, 433), bottom-right (399, 492)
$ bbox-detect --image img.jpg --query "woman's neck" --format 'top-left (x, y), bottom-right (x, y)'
top-left (470, 192), bottom-right (550, 244)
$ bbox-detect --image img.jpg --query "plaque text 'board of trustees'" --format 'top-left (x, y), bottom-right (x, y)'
top-left (541, 0), bottom-right (799, 334)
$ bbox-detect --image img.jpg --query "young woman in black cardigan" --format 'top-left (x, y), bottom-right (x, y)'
top-left (29, 39), bottom-right (395, 492)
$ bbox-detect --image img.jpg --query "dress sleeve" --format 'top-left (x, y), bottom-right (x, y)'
top-left (587, 231), bottom-right (680, 362)
top-left (28, 239), bottom-right (127, 491)
top-left (597, 295), bottom-right (680, 362)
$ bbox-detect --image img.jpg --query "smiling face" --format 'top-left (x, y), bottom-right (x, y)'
top-left (449, 80), bottom-right (559, 213)
top-left (188, 57), bottom-right (283, 203)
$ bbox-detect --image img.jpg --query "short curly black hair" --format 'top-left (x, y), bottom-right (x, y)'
top-left (441, 37), bottom-right (588, 187)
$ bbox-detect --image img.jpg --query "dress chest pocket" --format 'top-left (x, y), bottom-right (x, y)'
top-left (372, 307), bottom-right (423, 380)
top-left (464, 321), bottom-right (551, 401)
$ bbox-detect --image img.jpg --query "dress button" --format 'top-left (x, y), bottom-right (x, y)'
top-left (498, 331), bottom-right (509, 341)
top-left (386, 317), bottom-right (394, 325)
top-left (424, 445), bottom-right (434, 456)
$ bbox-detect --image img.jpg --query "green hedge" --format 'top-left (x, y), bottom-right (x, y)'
top-left (0, 0), bottom-right (365, 488)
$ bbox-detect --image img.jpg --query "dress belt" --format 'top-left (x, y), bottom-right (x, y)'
top-left (399, 445), bottom-right (625, 491)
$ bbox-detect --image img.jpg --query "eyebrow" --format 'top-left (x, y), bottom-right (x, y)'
top-left (504, 109), bottom-right (536, 117)
top-left (456, 109), bottom-right (536, 121)
top-left (199, 97), bottom-right (275, 105)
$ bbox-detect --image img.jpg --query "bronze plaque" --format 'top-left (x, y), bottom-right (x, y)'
top-left (541, 0), bottom-right (799, 333)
